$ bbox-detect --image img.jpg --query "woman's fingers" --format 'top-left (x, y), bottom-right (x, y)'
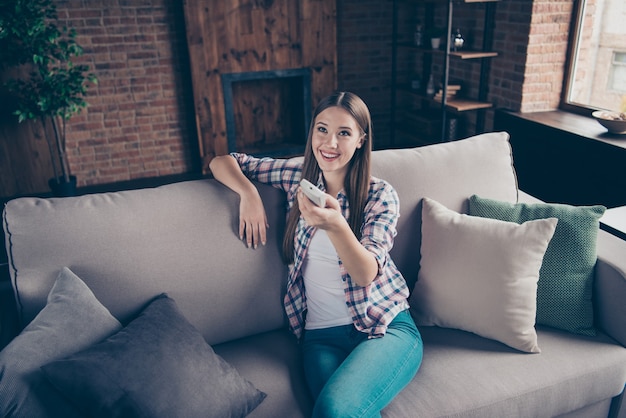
top-left (238, 194), bottom-right (269, 249)
top-left (239, 218), bottom-right (268, 249)
top-left (239, 219), bottom-right (246, 242)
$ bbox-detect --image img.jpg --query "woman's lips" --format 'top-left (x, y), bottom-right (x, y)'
top-left (320, 150), bottom-right (339, 161)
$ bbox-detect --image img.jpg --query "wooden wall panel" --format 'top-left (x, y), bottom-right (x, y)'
top-left (232, 77), bottom-right (306, 154)
top-left (182, 0), bottom-right (337, 172)
top-left (0, 112), bottom-right (55, 197)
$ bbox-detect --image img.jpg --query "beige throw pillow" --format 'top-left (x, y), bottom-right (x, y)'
top-left (411, 198), bottom-right (558, 353)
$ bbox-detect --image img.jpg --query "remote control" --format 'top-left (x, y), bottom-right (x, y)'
top-left (300, 179), bottom-right (326, 207)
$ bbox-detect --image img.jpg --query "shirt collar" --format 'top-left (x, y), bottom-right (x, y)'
top-left (315, 173), bottom-right (348, 200)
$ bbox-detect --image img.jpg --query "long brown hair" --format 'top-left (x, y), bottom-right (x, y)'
top-left (282, 91), bottom-right (373, 263)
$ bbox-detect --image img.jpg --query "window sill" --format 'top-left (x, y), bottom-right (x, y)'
top-left (494, 109), bottom-right (626, 209)
top-left (499, 110), bottom-right (626, 151)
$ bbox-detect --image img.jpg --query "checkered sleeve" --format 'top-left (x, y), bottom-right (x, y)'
top-left (345, 178), bottom-right (409, 338)
top-left (360, 179), bottom-right (400, 275)
top-left (230, 153), bottom-right (302, 193)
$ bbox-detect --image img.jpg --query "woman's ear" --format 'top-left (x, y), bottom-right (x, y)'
top-left (357, 133), bottom-right (366, 148)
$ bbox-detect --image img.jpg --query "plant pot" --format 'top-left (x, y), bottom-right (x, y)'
top-left (430, 37), bottom-right (441, 49)
top-left (49, 175), bottom-right (77, 197)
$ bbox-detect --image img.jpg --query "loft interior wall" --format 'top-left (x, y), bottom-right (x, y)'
top-left (0, 1), bottom-right (543, 198)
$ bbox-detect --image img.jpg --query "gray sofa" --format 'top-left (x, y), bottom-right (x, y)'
top-left (2, 132), bottom-right (626, 417)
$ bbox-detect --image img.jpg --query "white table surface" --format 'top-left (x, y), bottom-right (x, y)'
top-left (600, 206), bottom-right (626, 240)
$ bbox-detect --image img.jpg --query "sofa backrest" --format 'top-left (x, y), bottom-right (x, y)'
top-left (371, 131), bottom-right (518, 288)
top-left (3, 131), bottom-right (518, 345)
top-left (3, 179), bottom-right (289, 346)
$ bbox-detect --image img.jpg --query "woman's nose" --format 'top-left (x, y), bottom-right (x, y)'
top-left (328, 134), bottom-right (338, 147)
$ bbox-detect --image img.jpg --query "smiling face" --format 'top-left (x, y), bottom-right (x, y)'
top-left (311, 106), bottom-right (365, 184)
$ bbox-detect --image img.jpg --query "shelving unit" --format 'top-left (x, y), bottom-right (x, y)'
top-left (390, 0), bottom-right (499, 146)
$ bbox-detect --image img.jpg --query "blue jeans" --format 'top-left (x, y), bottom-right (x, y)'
top-left (302, 310), bottom-right (423, 418)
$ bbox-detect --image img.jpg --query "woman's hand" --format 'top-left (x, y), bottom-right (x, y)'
top-left (239, 191), bottom-right (268, 249)
top-left (208, 155), bottom-right (268, 249)
top-left (297, 188), bottom-right (343, 231)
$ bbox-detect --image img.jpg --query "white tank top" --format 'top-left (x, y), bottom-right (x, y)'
top-left (302, 229), bottom-right (353, 330)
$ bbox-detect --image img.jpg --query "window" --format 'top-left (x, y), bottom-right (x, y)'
top-left (609, 52), bottom-right (626, 91)
top-left (562, 0), bottom-right (626, 114)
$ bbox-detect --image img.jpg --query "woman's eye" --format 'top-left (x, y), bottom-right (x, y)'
top-left (317, 126), bottom-right (327, 133)
top-left (338, 130), bottom-right (351, 137)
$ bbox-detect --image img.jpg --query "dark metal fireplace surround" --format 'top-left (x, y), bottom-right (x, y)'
top-left (221, 68), bottom-right (312, 157)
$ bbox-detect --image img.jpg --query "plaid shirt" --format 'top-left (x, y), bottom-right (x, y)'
top-left (231, 153), bottom-right (410, 339)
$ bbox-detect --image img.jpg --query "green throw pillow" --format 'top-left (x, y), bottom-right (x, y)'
top-left (468, 195), bottom-right (606, 336)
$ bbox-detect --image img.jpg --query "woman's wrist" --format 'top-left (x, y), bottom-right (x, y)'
top-left (238, 182), bottom-right (261, 199)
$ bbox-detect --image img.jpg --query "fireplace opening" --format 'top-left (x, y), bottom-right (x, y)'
top-left (222, 68), bottom-right (312, 157)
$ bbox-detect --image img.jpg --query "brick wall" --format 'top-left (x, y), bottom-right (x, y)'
top-left (489, 1), bottom-right (533, 113)
top-left (520, 0), bottom-right (573, 112)
top-left (487, 0), bottom-right (574, 115)
top-left (56, 0), bottom-right (198, 187)
top-left (336, 0), bottom-right (394, 147)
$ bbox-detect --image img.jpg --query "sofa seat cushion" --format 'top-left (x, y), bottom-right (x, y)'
top-left (213, 329), bottom-right (313, 418)
top-left (382, 326), bottom-right (626, 418)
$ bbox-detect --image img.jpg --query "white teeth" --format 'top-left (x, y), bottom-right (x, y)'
top-left (321, 151), bottom-right (339, 159)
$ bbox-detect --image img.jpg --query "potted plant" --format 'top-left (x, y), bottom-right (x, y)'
top-left (0, 0), bottom-right (96, 196)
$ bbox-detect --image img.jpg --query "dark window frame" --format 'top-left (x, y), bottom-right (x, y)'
top-left (561, 0), bottom-right (591, 116)
top-left (561, 0), bottom-right (626, 116)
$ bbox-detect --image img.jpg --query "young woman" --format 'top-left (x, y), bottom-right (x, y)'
top-left (209, 91), bottom-right (423, 417)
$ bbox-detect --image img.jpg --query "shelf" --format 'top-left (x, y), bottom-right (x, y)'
top-left (398, 87), bottom-right (492, 112)
top-left (391, 0), bottom-right (498, 144)
top-left (397, 44), bottom-right (498, 60)
top-left (450, 50), bottom-right (498, 59)
top-left (436, 98), bottom-right (492, 112)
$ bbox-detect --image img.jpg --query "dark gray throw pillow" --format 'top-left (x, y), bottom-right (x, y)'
top-left (0, 267), bottom-right (122, 418)
top-left (41, 293), bottom-right (266, 418)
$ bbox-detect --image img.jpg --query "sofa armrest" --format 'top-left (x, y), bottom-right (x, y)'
top-left (518, 191), bottom-right (626, 346)
top-left (594, 230), bottom-right (626, 347)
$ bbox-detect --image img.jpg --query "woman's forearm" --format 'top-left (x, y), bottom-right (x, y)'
top-left (209, 155), bottom-right (258, 197)
top-left (326, 218), bottom-right (379, 287)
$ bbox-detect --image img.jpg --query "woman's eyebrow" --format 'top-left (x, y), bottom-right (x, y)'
top-left (315, 121), bottom-right (353, 131)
